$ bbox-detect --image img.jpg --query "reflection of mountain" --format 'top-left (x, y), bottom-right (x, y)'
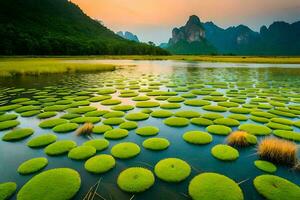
top-left (117, 31), bottom-right (139, 42)
top-left (164, 15), bottom-right (300, 55)
top-left (0, 0), bottom-right (168, 55)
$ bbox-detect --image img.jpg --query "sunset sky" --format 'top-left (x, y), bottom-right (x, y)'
top-left (71, 0), bottom-right (300, 44)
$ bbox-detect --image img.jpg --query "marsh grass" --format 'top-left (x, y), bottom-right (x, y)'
top-left (0, 58), bottom-right (115, 77)
top-left (227, 131), bottom-right (257, 147)
top-left (257, 138), bottom-right (298, 166)
top-left (76, 123), bottom-right (94, 137)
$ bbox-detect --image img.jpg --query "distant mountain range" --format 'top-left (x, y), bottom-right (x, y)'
top-left (116, 31), bottom-right (139, 42)
top-left (0, 0), bottom-right (167, 55)
top-left (164, 15), bottom-right (300, 55)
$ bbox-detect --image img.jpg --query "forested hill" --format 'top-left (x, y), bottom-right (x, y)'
top-left (0, 0), bottom-right (168, 55)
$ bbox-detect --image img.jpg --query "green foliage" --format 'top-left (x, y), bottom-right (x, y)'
top-left (111, 142), bottom-right (140, 159)
top-left (92, 125), bottom-right (112, 134)
top-left (213, 118), bottom-right (240, 127)
top-left (27, 133), bottom-right (57, 148)
top-left (117, 167), bottom-right (155, 193)
top-left (84, 154), bottom-right (116, 174)
top-left (104, 128), bottom-right (128, 140)
top-left (254, 175), bottom-right (300, 200)
top-left (45, 140), bottom-right (77, 156)
top-left (0, 182), bottom-right (17, 200)
top-left (83, 139), bottom-right (109, 151)
top-left (0, 120), bottom-right (20, 130)
top-left (68, 146), bottom-right (96, 160)
top-left (17, 157), bottom-right (48, 175)
top-left (136, 101), bottom-right (160, 108)
top-left (164, 117), bottom-right (190, 127)
top-left (52, 123), bottom-right (79, 133)
top-left (142, 138), bottom-right (170, 151)
top-left (174, 110), bottom-right (201, 118)
top-left (0, 114), bottom-right (18, 122)
top-left (239, 124), bottom-right (272, 135)
top-left (254, 160), bottom-right (277, 173)
top-left (119, 121), bottom-right (138, 130)
top-left (160, 103), bottom-right (181, 109)
top-left (206, 125), bottom-right (232, 135)
top-left (188, 173), bottom-right (244, 200)
top-left (154, 158), bottom-right (191, 182)
top-left (2, 128), bottom-right (34, 141)
top-left (135, 126), bottom-right (159, 136)
top-left (103, 117), bottom-right (125, 125)
top-left (183, 131), bottom-right (213, 145)
top-left (211, 144), bottom-right (239, 161)
top-left (39, 118), bottom-right (68, 129)
top-left (273, 130), bottom-right (300, 142)
top-left (70, 117), bottom-right (101, 124)
top-left (125, 112), bottom-right (149, 121)
top-left (184, 99), bottom-right (211, 107)
top-left (150, 110), bottom-right (173, 118)
top-left (17, 168), bottom-right (81, 200)
top-left (266, 122), bottom-right (293, 131)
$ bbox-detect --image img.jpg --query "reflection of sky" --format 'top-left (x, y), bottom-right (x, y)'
top-left (71, 0), bottom-right (300, 44)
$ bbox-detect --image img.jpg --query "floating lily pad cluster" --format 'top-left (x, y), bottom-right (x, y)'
top-left (0, 67), bottom-right (300, 200)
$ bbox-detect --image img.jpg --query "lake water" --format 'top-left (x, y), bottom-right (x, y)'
top-left (0, 60), bottom-right (300, 200)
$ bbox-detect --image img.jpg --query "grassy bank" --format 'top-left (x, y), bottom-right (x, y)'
top-left (0, 58), bottom-right (116, 77)
top-left (92, 55), bottom-right (300, 64)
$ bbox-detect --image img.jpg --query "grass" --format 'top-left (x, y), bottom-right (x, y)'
top-left (257, 138), bottom-right (298, 166)
top-left (0, 182), bottom-right (17, 200)
top-left (0, 58), bottom-right (116, 77)
top-left (17, 168), bottom-right (81, 200)
top-left (154, 158), bottom-right (191, 182)
top-left (188, 173), bottom-right (244, 200)
top-left (76, 123), bottom-right (94, 137)
top-left (117, 167), bottom-right (155, 193)
top-left (227, 131), bottom-right (257, 147)
top-left (254, 175), bottom-right (300, 200)
top-left (17, 157), bottom-right (48, 175)
top-left (84, 154), bottom-right (116, 174)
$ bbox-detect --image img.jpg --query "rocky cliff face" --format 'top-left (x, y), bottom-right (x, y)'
top-left (167, 15), bottom-right (216, 54)
top-left (117, 31), bottom-right (139, 42)
top-left (169, 15), bottom-right (205, 45)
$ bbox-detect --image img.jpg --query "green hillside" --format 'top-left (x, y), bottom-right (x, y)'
top-left (0, 0), bottom-right (168, 55)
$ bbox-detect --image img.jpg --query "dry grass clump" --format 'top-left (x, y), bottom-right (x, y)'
top-left (227, 131), bottom-right (256, 147)
top-left (76, 123), bottom-right (94, 137)
top-left (257, 138), bottom-right (298, 166)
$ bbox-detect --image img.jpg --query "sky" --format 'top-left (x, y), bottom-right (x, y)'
top-left (71, 0), bottom-right (300, 44)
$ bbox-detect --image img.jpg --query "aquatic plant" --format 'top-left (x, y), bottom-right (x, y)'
top-left (254, 175), bottom-right (300, 200)
top-left (142, 138), bottom-right (170, 151)
top-left (238, 124), bottom-right (272, 136)
top-left (103, 117), bottom-right (125, 125)
top-left (228, 114), bottom-right (248, 121)
top-left (103, 111), bottom-right (125, 118)
top-left (257, 138), bottom-right (298, 166)
top-left (206, 125), bottom-right (232, 135)
top-left (52, 123), bottom-right (79, 133)
top-left (250, 116), bottom-right (269, 123)
top-left (254, 160), bottom-right (277, 173)
top-left (174, 110), bottom-right (201, 118)
top-left (83, 139), bottom-right (109, 151)
top-left (164, 117), bottom-right (190, 127)
top-left (84, 154), bottom-right (116, 174)
top-left (39, 118), bottom-right (68, 129)
top-left (227, 131), bottom-right (257, 147)
top-left (2, 127), bottom-right (32, 142)
top-left (188, 173), bottom-right (244, 200)
top-left (68, 146), bottom-right (96, 160)
top-left (104, 128), bottom-right (129, 140)
top-left (27, 134), bottom-right (57, 148)
top-left (136, 101), bottom-right (160, 108)
top-left (125, 112), bottom-right (149, 121)
top-left (266, 122), bottom-right (293, 131)
top-left (37, 112), bottom-right (57, 119)
top-left (0, 114), bottom-right (18, 122)
top-left (160, 103), bottom-right (181, 109)
top-left (0, 182), bottom-right (17, 200)
top-left (17, 157), bottom-right (48, 175)
top-left (119, 121), bottom-right (138, 130)
top-left (150, 110), bottom-right (173, 118)
top-left (92, 125), bottom-right (112, 134)
top-left (183, 131), bottom-right (213, 145)
top-left (17, 168), bottom-right (81, 200)
top-left (117, 167), bottom-right (155, 193)
top-left (202, 105), bottom-right (227, 112)
top-left (273, 130), bottom-right (300, 142)
top-left (136, 126), bottom-right (159, 136)
top-left (45, 140), bottom-right (77, 156)
top-left (211, 144), bottom-right (239, 161)
top-left (0, 120), bottom-right (20, 130)
top-left (111, 142), bottom-right (140, 159)
top-left (70, 117), bottom-right (101, 124)
top-left (154, 158), bottom-right (191, 182)
top-left (214, 118), bottom-right (240, 127)
top-left (202, 113), bottom-right (224, 120)
top-left (190, 117), bottom-right (214, 126)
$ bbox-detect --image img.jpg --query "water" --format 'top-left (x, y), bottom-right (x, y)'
top-left (0, 60), bottom-right (300, 200)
